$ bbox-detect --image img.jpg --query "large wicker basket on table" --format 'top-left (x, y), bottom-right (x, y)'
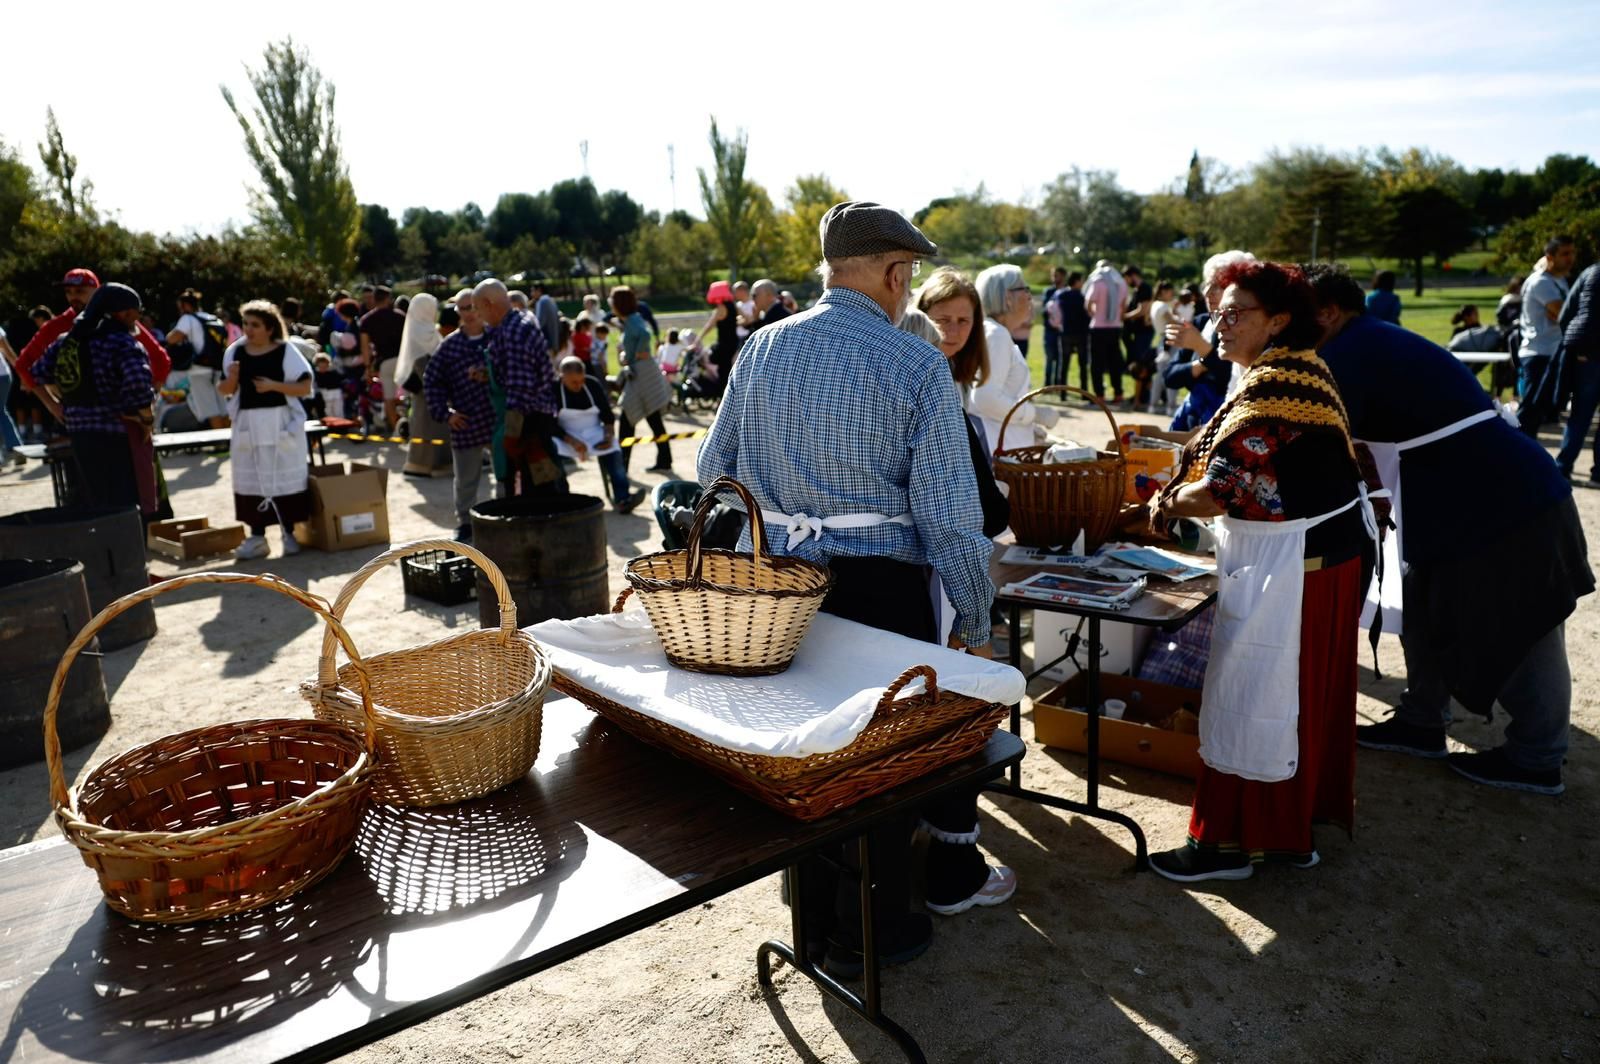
top-left (303, 538), bottom-right (551, 808)
top-left (623, 475), bottom-right (833, 676)
top-left (992, 385), bottom-right (1128, 549)
top-left (557, 600), bottom-right (1006, 819)
top-left (43, 572), bottom-right (379, 924)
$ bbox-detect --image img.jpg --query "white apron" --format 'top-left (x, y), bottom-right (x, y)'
top-left (231, 405), bottom-right (308, 500)
top-left (1358, 402), bottom-right (1519, 635)
top-left (553, 385), bottom-right (620, 460)
top-left (1201, 486), bottom-right (1382, 783)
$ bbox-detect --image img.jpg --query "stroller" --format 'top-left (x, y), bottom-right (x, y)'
top-left (674, 340), bottom-right (721, 412)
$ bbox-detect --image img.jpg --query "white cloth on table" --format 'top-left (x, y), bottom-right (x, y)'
top-left (527, 609), bottom-right (1025, 758)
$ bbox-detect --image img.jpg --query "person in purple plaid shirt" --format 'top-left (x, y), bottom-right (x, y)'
top-left (33, 282), bottom-right (157, 515)
top-left (425, 289), bottom-right (499, 539)
top-left (473, 278), bottom-right (567, 496)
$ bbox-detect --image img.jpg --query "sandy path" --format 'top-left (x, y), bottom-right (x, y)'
top-left (2, 400), bottom-right (1596, 1064)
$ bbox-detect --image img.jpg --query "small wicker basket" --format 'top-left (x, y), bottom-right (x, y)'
top-left (623, 476), bottom-right (833, 676)
top-left (992, 386), bottom-right (1127, 549)
top-left (43, 572), bottom-right (379, 925)
top-left (304, 538), bottom-right (551, 808)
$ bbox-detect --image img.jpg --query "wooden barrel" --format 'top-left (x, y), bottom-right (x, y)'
top-left (469, 495), bottom-right (608, 629)
top-left (0, 559), bottom-right (110, 769)
top-left (0, 506), bottom-right (157, 650)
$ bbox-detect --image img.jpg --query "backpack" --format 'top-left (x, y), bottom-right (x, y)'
top-left (191, 311), bottom-right (229, 370)
top-left (1045, 293), bottom-right (1064, 332)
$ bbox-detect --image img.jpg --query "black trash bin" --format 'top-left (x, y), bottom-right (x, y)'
top-left (0, 559), bottom-right (110, 768)
top-left (0, 506), bottom-right (157, 650)
top-left (469, 495), bottom-right (608, 629)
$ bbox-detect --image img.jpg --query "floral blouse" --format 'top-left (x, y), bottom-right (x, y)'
top-left (1202, 424), bottom-right (1302, 520)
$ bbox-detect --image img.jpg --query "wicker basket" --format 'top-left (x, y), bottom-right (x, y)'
top-left (43, 572), bottom-right (378, 925)
top-left (992, 386), bottom-right (1127, 549)
top-left (556, 665), bottom-right (1005, 821)
top-left (304, 538), bottom-right (551, 808)
top-left (624, 475), bottom-right (833, 676)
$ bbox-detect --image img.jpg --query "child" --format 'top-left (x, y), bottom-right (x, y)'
top-left (590, 322), bottom-right (610, 378)
top-left (554, 355), bottom-right (645, 513)
top-left (657, 329), bottom-right (684, 378)
top-left (312, 352), bottom-right (345, 419)
top-left (572, 318), bottom-right (594, 375)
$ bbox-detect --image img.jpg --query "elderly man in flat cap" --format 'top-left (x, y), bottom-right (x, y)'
top-left (698, 201), bottom-right (1012, 977)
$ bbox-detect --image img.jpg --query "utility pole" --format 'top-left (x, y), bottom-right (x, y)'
top-left (579, 140), bottom-right (589, 179)
top-left (668, 143), bottom-right (676, 213)
top-left (1310, 206), bottom-right (1322, 262)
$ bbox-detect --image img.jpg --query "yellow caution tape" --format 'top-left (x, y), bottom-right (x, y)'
top-left (616, 429), bottom-right (709, 447)
top-left (323, 428), bottom-right (709, 448)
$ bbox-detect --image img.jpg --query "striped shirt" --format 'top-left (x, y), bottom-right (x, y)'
top-left (485, 308), bottom-right (559, 418)
top-left (697, 285), bottom-right (995, 647)
top-left (34, 330), bottom-right (154, 434)
top-left (424, 330), bottom-right (495, 448)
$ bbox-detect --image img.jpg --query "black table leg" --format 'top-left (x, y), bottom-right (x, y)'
top-left (986, 605), bottom-right (1148, 871)
top-left (757, 837), bottom-right (928, 1064)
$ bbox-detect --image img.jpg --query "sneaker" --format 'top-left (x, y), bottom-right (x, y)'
top-left (454, 524), bottom-right (473, 543)
top-left (1288, 850), bottom-right (1321, 870)
top-left (279, 531), bottom-right (302, 556)
top-left (614, 488), bottom-right (647, 514)
top-left (7, 451), bottom-right (23, 468)
top-left (822, 913), bottom-right (934, 980)
top-left (1148, 846), bottom-right (1253, 883)
top-left (1447, 748), bottom-right (1564, 796)
top-left (926, 864), bottom-right (1017, 916)
top-left (234, 535), bottom-right (269, 561)
top-left (1355, 716), bottom-right (1447, 759)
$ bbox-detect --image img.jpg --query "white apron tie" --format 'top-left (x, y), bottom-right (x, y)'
top-left (759, 508), bottom-right (915, 552)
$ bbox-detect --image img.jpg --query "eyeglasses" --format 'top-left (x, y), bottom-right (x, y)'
top-left (1213, 305), bottom-right (1263, 329)
top-left (1008, 285), bottom-right (1031, 294)
top-left (890, 259), bottom-right (923, 278)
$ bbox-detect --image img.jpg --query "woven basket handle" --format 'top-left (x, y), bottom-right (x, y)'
top-left (871, 664), bottom-right (940, 722)
top-left (686, 475), bottom-right (772, 591)
top-left (996, 386), bottom-right (1125, 459)
top-left (43, 572), bottom-right (376, 810)
top-left (317, 538), bottom-right (517, 686)
top-left (612, 587), bottom-right (634, 612)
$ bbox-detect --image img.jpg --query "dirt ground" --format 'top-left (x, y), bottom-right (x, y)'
top-left (2, 400), bottom-right (1597, 1064)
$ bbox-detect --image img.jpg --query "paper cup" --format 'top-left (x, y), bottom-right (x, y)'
top-left (1102, 699), bottom-right (1127, 720)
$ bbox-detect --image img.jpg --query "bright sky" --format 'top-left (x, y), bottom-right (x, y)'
top-left (4, 0), bottom-right (1596, 236)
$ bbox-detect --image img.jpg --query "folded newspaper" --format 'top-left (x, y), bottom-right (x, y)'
top-left (999, 569), bottom-right (1146, 609)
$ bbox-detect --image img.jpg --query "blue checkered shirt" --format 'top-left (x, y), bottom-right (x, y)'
top-left (34, 330), bottom-right (154, 434)
top-left (486, 308), bottom-right (558, 418)
top-left (425, 330), bottom-right (495, 449)
top-left (697, 285), bottom-right (994, 647)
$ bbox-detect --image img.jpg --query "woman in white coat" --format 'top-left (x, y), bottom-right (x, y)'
top-left (217, 301), bottom-right (313, 560)
top-left (968, 264), bottom-right (1057, 455)
top-left (397, 293), bottom-right (450, 476)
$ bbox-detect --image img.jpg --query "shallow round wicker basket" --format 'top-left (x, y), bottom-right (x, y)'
top-left (623, 476), bottom-right (833, 676)
top-left (43, 572), bottom-right (379, 925)
top-left (992, 386), bottom-right (1127, 549)
top-left (304, 539), bottom-right (551, 808)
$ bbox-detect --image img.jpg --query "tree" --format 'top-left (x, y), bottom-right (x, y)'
top-left (1494, 178), bottom-right (1600, 272)
top-left (698, 119), bottom-right (764, 280)
top-left (1259, 150), bottom-right (1374, 261)
top-left (776, 174), bottom-right (848, 280)
top-left (0, 139), bottom-right (35, 249)
top-left (597, 189), bottom-right (644, 270)
top-left (36, 108), bottom-right (93, 221)
top-left (1377, 184), bottom-right (1475, 296)
top-left (221, 37), bottom-right (360, 278)
top-left (486, 191), bottom-right (555, 248)
top-left (1533, 154), bottom-right (1600, 205)
top-left (356, 203), bottom-right (400, 278)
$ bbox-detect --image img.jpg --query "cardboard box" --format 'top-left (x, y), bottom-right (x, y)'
top-left (1032, 616), bottom-right (1155, 683)
top-left (1032, 672), bottom-right (1202, 779)
top-left (296, 462), bottom-right (390, 551)
top-left (147, 516), bottom-right (246, 560)
top-left (1122, 440), bottom-right (1181, 504)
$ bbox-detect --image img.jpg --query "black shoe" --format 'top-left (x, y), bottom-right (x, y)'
top-left (1149, 846), bottom-right (1253, 883)
top-left (822, 914), bottom-right (933, 980)
top-left (614, 488), bottom-right (647, 514)
top-left (1448, 747), bottom-right (1564, 796)
top-left (645, 462), bottom-right (674, 474)
top-left (1288, 850), bottom-right (1321, 870)
top-left (1356, 716), bottom-right (1447, 759)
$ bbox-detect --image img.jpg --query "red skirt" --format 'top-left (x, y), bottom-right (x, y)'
top-left (1186, 556), bottom-right (1361, 861)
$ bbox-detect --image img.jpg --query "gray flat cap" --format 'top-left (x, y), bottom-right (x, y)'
top-left (819, 201), bottom-right (937, 260)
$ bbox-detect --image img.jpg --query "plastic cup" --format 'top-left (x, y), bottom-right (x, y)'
top-left (1102, 699), bottom-right (1127, 720)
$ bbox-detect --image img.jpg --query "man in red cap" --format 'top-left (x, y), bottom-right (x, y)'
top-left (16, 268), bottom-right (170, 425)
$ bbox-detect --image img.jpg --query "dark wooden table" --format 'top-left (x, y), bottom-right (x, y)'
top-left (0, 698), bottom-right (1022, 1064)
top-left (987, 539), bottom-right (1217, 867)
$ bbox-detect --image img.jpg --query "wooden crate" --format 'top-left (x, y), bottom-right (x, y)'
top-left (146, 517), bottom-right (246, 560)
top-left (1032, 673), bottom-right (1203, 779)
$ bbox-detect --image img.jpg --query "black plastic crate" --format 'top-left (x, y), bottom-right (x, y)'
top-left (400, 550), bottom-right (477, 606)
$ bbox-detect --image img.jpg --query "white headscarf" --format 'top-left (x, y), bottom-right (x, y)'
top-left (395, 292), bottom-right (440, 388)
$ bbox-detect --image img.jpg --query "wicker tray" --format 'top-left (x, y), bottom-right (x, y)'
top-left (304, 539), bottom-right (551, 808)
top-left (992, 386), bottom-right (1127, 549)
top-left (624, 476), bottom-right (833, 676)
top-left (43, 572), bottom-right (378, 924)
top-left (552, 662), bottom-right (1006, 821)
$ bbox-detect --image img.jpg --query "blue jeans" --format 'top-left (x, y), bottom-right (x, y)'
top-left (0, 373), bottom-right (20, 451)
top-left (1556, 356), bottom-right (1600, 476)
top-left (1042, 330), bottom-right (1062, 388)
top-left (598, 450), bottom-right (631, 500)
top-left (1517, 353), bottom-right (1549, 399)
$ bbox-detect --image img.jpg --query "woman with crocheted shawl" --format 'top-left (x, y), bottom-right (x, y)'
top-left (1146, 261), bottom-right (1376, 883)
